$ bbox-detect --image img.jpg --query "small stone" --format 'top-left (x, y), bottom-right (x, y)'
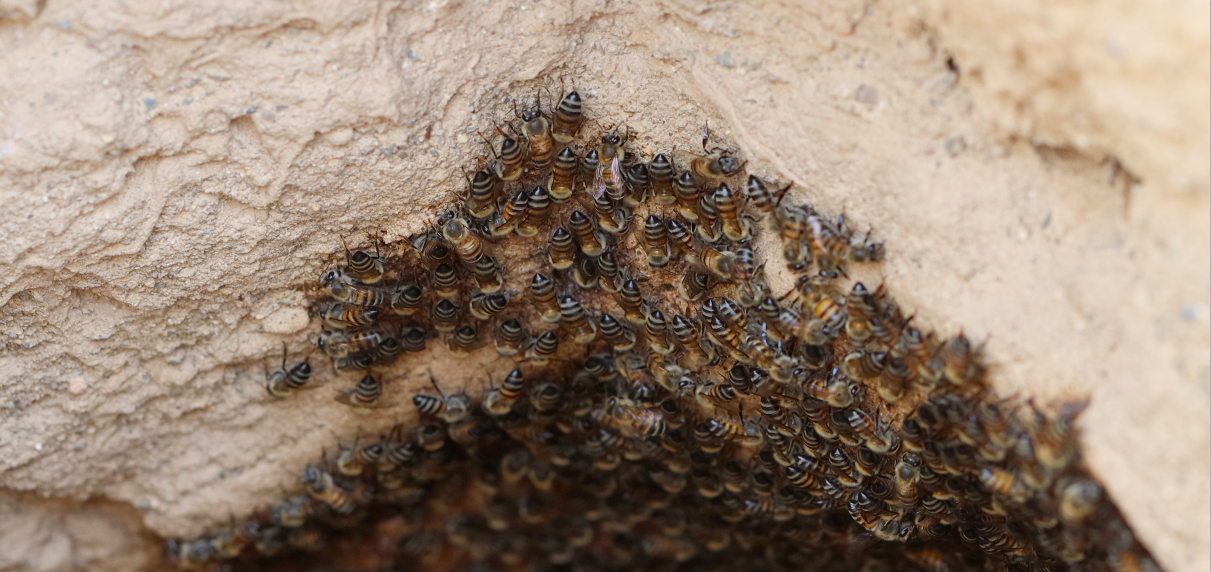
top-left (68, 376), bottom-right (87, 394)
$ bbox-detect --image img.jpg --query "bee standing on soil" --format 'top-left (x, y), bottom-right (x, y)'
top-left (551, 87), bottom-right (584, 143)
top-left (518, 97), bottom-right (554, 170)
top-left (494, 318), bottom-right (528, 358)
top-left (491, 125), bottom-right (527, 181)
top-left (265, 344), bottom-right (312, 397)
top-left (333, 374), bottom-right (387, 413)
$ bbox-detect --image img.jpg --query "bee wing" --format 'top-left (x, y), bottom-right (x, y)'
top-left (591, 162), bottom-right (607, 199)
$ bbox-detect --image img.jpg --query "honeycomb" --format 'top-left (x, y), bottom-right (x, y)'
top-left (167, 85), bottom-right (1160, 572)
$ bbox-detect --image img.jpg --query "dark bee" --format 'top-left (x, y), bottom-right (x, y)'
top-left (530, 273), bottom-right (562, 323)
top-left (850, 229), bottom-right (885, 262)
top-left (484, 368), bottom-right (525, 415)
top-left (550, 147), bottom-right (578, 201)
top-left (412, 387), bottom-right (471, 423)
top-left (466, 168), bottom-right (498, 220)
top-left (559, 296), bottom-right (597, 344)
top-left (940, 332), bottom-right (982, 385)
top-left (491, 125), bottom-right (527, 181)
top-left (333, 374), bottom-right (386, 413)
top-left (597, 250), bottom-right (620, 293)
top-left (645, 308), bottom-right (674, 355)
top-left (599, 313), bottom-right (637, 352)
top-left (745, 175), bottom-right (791, 216)
top-left (715, 184), bottom-right (752, 241)
top-left (390, 283), bottom-right (424, 316)
top-left (265, 343), bottom-right (311, 398)
top-left (548, 226), bottom-right (577, 270)
top-left (489, 190), bottom-right (529, 237)
top-left (696, 190), bottom-right (722, 242)
top-left (320, 302), bottom-right (378, 330)
top-left (400, 327), bottom-right (428, 353)
top-left (430, 298), bottom-right (461, 333)
top-left (494, 318), bottom-right (527, 358)
top-left (431, 263), bottom-right (460, 300)
top-left (671, 314), bottom-right (712, 367)
top-left (517, 185), bottom-right (551, 237)
top-left (592, 184), bottom-right (628, 233)
top-left (447, 325), bottom-right (482, 357)
top-left (473, 256), bottom-right (503, 294)
top-left (551, 88), bottom-right (584, 143)
top-left (469, 292), bottom-right (509, 321)
top-left (650, 153), bottom-right (676, 205)
top-left (572, 253), bottom-right (599, 290)
top-left (342, 238), bottom-right (385, 284)
top-left (526, 330), bottom-right (560, 364)
top-left (643, 214), bottom-right (670, 268)
top-left (623, 161), bottom-right (650, 206)
top-left (617, 279), bottom-right (647, 325)
top-left (579, 148), bottom-right (600, 189)
top-left (678, 270), bottom-right (711, 303)
top-left (674, 172), bottom-right (702, 222)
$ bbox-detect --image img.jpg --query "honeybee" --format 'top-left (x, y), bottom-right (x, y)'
top-left (567, 210), bottom-right (606, 256)
top-left (843, 350), bottom-right (885, 380)
top-left (678, 270), bottom-right (711, 303)
top-left (551, 87), bottom-right (584, 143)
top-left (650, 153), bottom-right (677, 205)
top-left (529, 273), bottom-right (562, 323)
top-left (466, 168), bottom-right (499, 220)
top-left (431, 262), bottom-right (461, 300)
top-left (579, 148), bottom-right (600, 189)
top-left (447, 325), bottom-right (482, 357)
top-left (484, 368), bottom-right (525, 415)
top-left (559, 296), bottom-right (598, 344)
top-left (595, 154), bottom-right (626, 204)
top-left (430, 298), bottom-right (461, 333)
top-left (670, 314), bottom-right (713, 367)
top-left (715, 184), bottom-right (753, 242)
top-left (706, 315), bottom-right (750, 364)
top-left (319, 329), bottom-right (383, 359)
top-left (850, 229), bottom-right (885, 262)
top-left (517, 185), bottom-right (551, 237)
top-left (333, 374), bottom-right (388, 413)
top-left (592, 188), bottom-right (630, 234)
top-left (400, 326), bottom-right (428, 353)
top-left (673, 172), bottom-right (702, 222)
top-left (550, 147), bottom-right (578, 200)
top-left (265, 343), bottom-right (312, 397)
top-left (525, 330), bottom-right (560, 364)
top-left (390, 282), bottom-right (424, 316)
top-left (489, 190), bottom-right (530, 237)
top-left (745, 175), bottom-right (791, 217)
top-left (609, 400), bottom-right (667, 438)
top-left (643, 214), bottom-right (670, 267)
top-left (441, 216), bottom-right (485, 264)
top-left (469, 292), bottom-right (509, 321)
top-left (472, 256), bottom-right (504, 294)
top-left (939, 332), bottom-right (983, 385)
top-left (571, 254), bottom-right (599, 289)
top-left (336, 441), bottom-right (384, 476)
top-left (493, 318), bottom-right (527, 358)
top-left (698, 246), bottom-right (736, 280)
top-left (490, 125), bottom-right (527, 181)
top-left (517, 98), bottom-right (553, 170)
top-left (624, 161), bottom-right (650, 206)
top-left (320, 302), bottom-right (376, 330)
top-left (321, 269), bottom-right (386, 307)
top-left (645, 308), bottom-right (675, 355)
top-left (696, 191), bottom-right (722, 242)
top-left (548, 227), bottom-right (576, 269)
top-left (804, 369), bottom-right (860, 407)
top-left (691, 122), bottom-right (745, 181)
top-left (341, 237), bottom-right (386, 284)
top-left (412, 376), bottom-right (471, 423)
top-left (599, 313), bottom-right (637, 352)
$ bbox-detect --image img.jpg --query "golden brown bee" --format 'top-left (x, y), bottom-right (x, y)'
top-left (472, 256), bottom-right (503, 294)
top-left (559, 295), bottom-right (597, 344)
top-left (811, 292), bottom-right (847, 337)
top-left (670, 314), bottom-right (713, 368)
top-left (265, 343), bottom-right (312, 398)
top-left (551, 88), bottom-right (584, 143)
top-left (939, 332), bottom-right (982, 385)
top-left (430, 298), bottom-right (461, 333)
top-left (597, 250), bottom-right (620, 293)
top-left (412, 388), bottom-right (471, 424)
top-left (678, 270), bottom-right (711, 303)
top-left (645, 308), bottom-right (675, 355)
top-left (843, 350), bottom-right (885, 380)
top-left (714, 184), bottom-right (753, 242)
top-left (707, 315), bottom-right (750, 364)
top-left (322, 269), bottom-right (386, 307)
top-left (390, 282), bottom-right (424, 316)
top-left (447, 324), bottom-right (482, 357)
top-left (849, 229), bottom-right (885, 262)
top-left (518, 101), bottom-right (553, 170)
top-left (319, 329), bottom-right (383, 359)
top-left (493, 318), bottom-right (527, 358)
top-left (441, 216), bottom-right (485, 264)
top-left (599, 313), bottom-right (637, 352)
top-left (484, 367), bottom-right (525, 415)
top-left (490, 125), bottom-right (527, 182)
top-left (466, 168), bottom-right (499, 220)
top-left (431, 262), bottom-right (461, 300)
top-left (698, 246), bottom-right (736, 280)
top-left (578, 148), bottom-right (600, 188)
top-left (617, 279), bottom-right (647, 325)
top-left (549, 147), bottom-right (578, 201)
top-left (567, 210), bottom-right (606, 257)
top-left (595, 154), bottom-right (626, 205)
top-left (529, 273), bottom-right (562, 323)
top-left (649, 153), bottom-right (677, 205)
top-left (591, 186), bottom-right (629, 234)
top-left (517, 185), bottom-right (551, 238)
top-left (571, 254), bottom-right (599, 290)
top-left (804, 370), bottom-right (860, 407)
top-left (400, 326), bottom-right (428, 353)
top-left (489, 190), bottom-right (529, 237)
top-left (611, 402), bottom-right (667, 438)
top-left (526, 330), bottom-right (560, 364)
top-left (643, 214), bottom-right (670, 267)
top-left (695, 191), bottom-right (722, 242)
top-left (336, 441), bottom-right (384, 476)
top-left (548, 226), bottom-right (576, 269)
top-left (692, 124), bottom-right (745, 180)
top-left (469, 292), bottom-right (509, 321)
top-left (333, 374), bottom-right (387, 413)
top-left (745, 175), bottom-right (791, 217)
top-left (624, 161), bottom-right (650, 206)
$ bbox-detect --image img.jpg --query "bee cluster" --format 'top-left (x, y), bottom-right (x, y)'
top-left (170, 85), bottom-right (1159, 572)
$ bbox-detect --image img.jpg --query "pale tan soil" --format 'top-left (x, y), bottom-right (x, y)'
top-left (0, 1), bottom-right (1206, 571)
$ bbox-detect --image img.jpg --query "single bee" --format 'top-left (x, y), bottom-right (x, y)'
top-left (645, 308), bottom-right (675, 355)
top-left (778, 206), bottom-right (810, 269)
top-left (412, 380), bottom-right (471, 423)
top-left (400, 326), bottom-right (428, 353)
top-left (571, 254), bottom-right (599, 289)
top-left (548, 227), bottom-right (577, 269)
top-left (265, 344), bottom-right (312, 397)
top-left (695, 382), bottom-right (738, 410)
top-left (517, 98), bottom-right (554, 170)
top-left (707, 315), bottom-right (750, 364)
top-left (530, 381), bottom-right (563, 413)
top-left (322, 269), bottom-right (386, 307)
top-left (430, 298), bottom-right (461, 333)
top-left (333, 374), bottom-right (387, 413)
top-left (415, 232), bottom-right (454, 267)
top-left (489, 190), bottom-right (529, 237)
top-left (691, 122), bottom-right (745, 180)
top-left (843, 350), bottom-right (885, 380)
top-left (559, 295), bottom-right (598, 344)
top-left (319, 329), bottom-right (383, 359)
top-left (567, 210), bottom-right (606, 256)
top-left (678, 270), bottom-right (711, 303)
top-left (696, 191), bottom-right (722, 242)
top-left (484, 368), bottom-right (525, 415)
top-left (650, 153), bottom-right (677, 205)
top-left (431, 263), bottom-right (461, 300)
top-left (892, 453), bottom-right (921, 509)
top-left (390, 282), bottom-right (424, 316)
top-left (516, 185), bottom-right (551, 237)
top-left (465, 168), bottom-right (498, 220)
top-left (447, 325), bottom-right (482, 357)
top-left (551, 87), bottom-right (584, 143)
top-left (549, 147), bottom-right (578, 200)
top-left (597, 250), bottom-right (621, 293)
top-left (336, 441), bottom-right (384, 476)
top-left (698, 246), bottom-right (736, 280)
top-left (617, 279), bottom-right (647, 325)
top-left (850, 229), bottom-right (885, 262)
top-left (599, 312), bottom-right (637, 351)
top-left (472, 256), bottom-right (503, 294)
top-left (469, 292), bottom-right (509, 321)
top-left (579, 148), bottom-right (600, 190)
top-left (529, 273), bottom-right (562, 323)
top-left (341, 237), bottom-right (386, 284)
top-left (624, 161), bottom-right (650, 206)
top-left (526, 330), bottom-right (560, 364)
top-left (715, 184), bottom-right (753, 241)
top-left (611, 402), bottom-right (667, 438)
top-left (671, 314), bottom-right (713, 367)
top-left (490, 125), bottom-right (527, 181)
top-left (493, 318), bottom-right (527, 358)
top-left (745, 175), bottom-right (791, 217)
top-left (674, 172), bottom-right (702, 221)
top-left (441, 216), bottom-right (485, 264)
top-left (320, 301), bottom-right (378, 330)
top-left (811, 292), bottom-right (847, 336)
top-left (940, 332), bottom-right (983, 385)
top-left (804, 369), bottom-right (860, 407)
top-left (643, 214), bottom-right (670, 268)
top-left (591, 187), bottom-right (630, 234)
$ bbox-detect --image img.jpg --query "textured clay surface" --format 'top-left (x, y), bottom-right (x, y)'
top-left (0, 1), bottom-right (1206, 571)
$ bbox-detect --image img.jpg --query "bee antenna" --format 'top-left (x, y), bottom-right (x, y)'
top-left (280, 341), bottom-right (289, 369)
top-left (340, 235), bottom-right (351, 264)
top-left (702, 120), bottom-right (711, 153)
top-left (429, 371), bottom-right (445, 397)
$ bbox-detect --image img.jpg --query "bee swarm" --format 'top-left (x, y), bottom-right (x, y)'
top-left (170, 86), bottom-right (1159, 572)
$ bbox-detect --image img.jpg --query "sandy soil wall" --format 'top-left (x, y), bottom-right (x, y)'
top-left (0, 0), bottom-right (1206, 571)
